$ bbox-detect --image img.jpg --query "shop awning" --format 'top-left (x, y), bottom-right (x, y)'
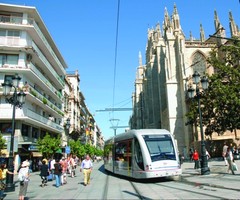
top-left (31, 152), bottom-right (42, 157)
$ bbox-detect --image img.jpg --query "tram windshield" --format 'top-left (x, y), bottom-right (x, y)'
top-left (143, 134), bottom-right (176, 162)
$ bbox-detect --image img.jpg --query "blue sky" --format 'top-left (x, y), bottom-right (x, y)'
top-left (3, 0), bottom-right (240, 140)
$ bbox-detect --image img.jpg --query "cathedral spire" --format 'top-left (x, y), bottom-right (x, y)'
top-left (138, 51), bottom-right (142, 66)
top-left (189, 31), bottom-right (193, 41)
top-left (163, 7), bottom-right (172, 32)
top-left (214, 10), bottom-right (226, 37)
top-left (200, 24), bottom-right (205, 42)
top-left (229, 11), bottom-right (239, 37)
top-left (172, 3), bottom-right (181, 31)
top-left (214, 10), bottom-right (224, 32)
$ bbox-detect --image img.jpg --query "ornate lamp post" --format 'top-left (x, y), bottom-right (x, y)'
top-left (2, 74), bottom-right (26, 191)
top-left (65, 118), bottom-right (70, 143)
top-left (187, 71), bottom-right (210, 175)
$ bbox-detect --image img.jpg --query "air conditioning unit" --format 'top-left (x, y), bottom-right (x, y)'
top-left (27, 54), bottom-right (32, 61)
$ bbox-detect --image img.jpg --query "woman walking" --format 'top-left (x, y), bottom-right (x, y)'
top-left (18, 160), bottom-right (30, 200)
top-left (192, 149), bottom-right (200, 169)
top-left (0, 163), bottom-right (15, 200)
top-left (226, 147), bottom-right (235, 175)
top-left (40, 159), bottom-right (49, 187)
top-left (53, 159), bottom-right (62, 188)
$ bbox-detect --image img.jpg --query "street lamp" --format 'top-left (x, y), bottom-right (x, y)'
top-left (187, 71), bottom-right (210, 175)
top-left (65, 118), bottom-right (70, 143)
top-left (2, 74), bottom-right (26, 191)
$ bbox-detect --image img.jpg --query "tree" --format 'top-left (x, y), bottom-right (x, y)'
top-left (0, 134), bottom-right (6, 155)
top-left (37, 133), bottom-right (61, 159)
top-left (186, 39), bottom-right (240, 137)
top-left (204, 40), bottom-right (240, 136)
top-left (69, 139), bottom-right (86, 158)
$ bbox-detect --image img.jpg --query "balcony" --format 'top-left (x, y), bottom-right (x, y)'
top-left (32, 42), bottom-right (65, 88)
top-left (28, 62), bottom-right (63, 101)
top-left (26, 108), bottom-right (63, 133)
top-left (28, 86), bottom-right (64, 117)
top-left (0, 14), bottom-right (66, 74)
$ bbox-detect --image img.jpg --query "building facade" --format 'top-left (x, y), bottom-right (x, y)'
top-left (131, 4), bottom-right (240, 157)
top-left (0, 3), bottom-right (104, 168)
top-left (0, 3), bottom-right (67, 167)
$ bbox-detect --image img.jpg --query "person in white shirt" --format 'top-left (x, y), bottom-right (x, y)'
top-left (80, 155), bottom-right (93, 186)
top-left (226, 147), bottom-right (235, 175)
top-left (222, 143), bottom-right (228, 166)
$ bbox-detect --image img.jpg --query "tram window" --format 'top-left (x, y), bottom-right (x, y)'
top-left (134, 138), bottom-right (144, 170)
top-left (143, 136), bottom-right (176, 162)
top-left (115, 143), bottom-right (125, 161)
top-left (115, 141), bottom-right (132, 168)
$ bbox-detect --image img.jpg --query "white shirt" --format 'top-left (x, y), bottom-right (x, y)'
top-left (50, 159), bottom-right (55, 170)
top-left (81, 159), bottom-right (93, 169)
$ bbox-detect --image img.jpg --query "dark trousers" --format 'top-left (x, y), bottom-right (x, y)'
top-left (194, 160), bottom-right (199, 169)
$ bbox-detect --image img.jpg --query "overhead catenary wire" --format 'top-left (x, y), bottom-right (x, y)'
top-left (112, 0), bottom-right (121, 118)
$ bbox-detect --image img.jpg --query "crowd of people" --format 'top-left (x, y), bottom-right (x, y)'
top-left (0, 154), bottom-right (94, 200)
top-left (188, 142), bottom-right (239, 174)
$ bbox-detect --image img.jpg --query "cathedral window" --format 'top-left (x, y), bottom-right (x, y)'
top-left (191, 52), bottom-right (207, 75)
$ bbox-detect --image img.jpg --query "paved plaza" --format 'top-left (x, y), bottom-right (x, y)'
top-left (2, 158), bottom-right (240, 199)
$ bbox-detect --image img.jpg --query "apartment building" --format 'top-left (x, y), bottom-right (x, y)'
top-left (0, 4), bottom-right (67, 165)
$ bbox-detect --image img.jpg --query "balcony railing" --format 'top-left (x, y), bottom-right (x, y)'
top-left (32, 20), bottom-right (66, 74)
top-left (28, 86), bottom-right (64, 117)
top-left (0, 14), bottom-right (65, 74)
top-left (28, 62), bottom-right (63, 101)
top-left (32, 42), bottom-right (65, 88)
top-left (26, 109), bottom-right (63, 132)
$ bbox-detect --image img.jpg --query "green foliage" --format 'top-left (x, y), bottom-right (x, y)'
top-left (84, 144), bottom-right (95, 157)
top-left (42, 97), bottom-right (47, 104)
top-left (0, 134), bottom-right (6, 153)
top-left (37, 133), bottom-right (61, 159)
top-left (186, 40), bottom-right (240, 136)
top-left (69, 140), bottom-right (86, 158)
top-left (68, 140), bottom-right (103, 159)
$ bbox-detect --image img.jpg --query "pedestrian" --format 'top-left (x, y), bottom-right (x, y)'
top-left (226, 147), bottom-right (235, 175)
top-left (71, 155), bottom-right (77, 177)
top-left (0, 163), bottom-right (16, 199)
top-left (50, 158), bottom-right (55, 180)
top-left (80, 154), bottom-right (93, 186)
top-left (40, 159), bottom-right (49, 187)
top-left (53, 159), bottom-right (62, 188)
top-left (222, 143), bottom-right (228, 166)
top-left (192, 149), bottom-right (200, 169)
top-left (18, 160), bottom-right (30, 200)
top-left (206, 149), bottom-right (211, 160)
top-left (60, 157), bottom-right (68, 185)
top-left (189, 147), bottom-right (194, 161)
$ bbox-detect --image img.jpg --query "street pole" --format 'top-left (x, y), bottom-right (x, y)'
top-left (196, 87), bottom-right (210, 175)
top-left (187, 71), bottom-right (210, 175)
top-left (2, 75), bottom-right (26, 191)
top-left (5, 87), bottom-right (17, 192)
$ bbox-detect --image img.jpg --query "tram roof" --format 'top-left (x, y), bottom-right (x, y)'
top-left (106, 129), bottom-right (171, 143)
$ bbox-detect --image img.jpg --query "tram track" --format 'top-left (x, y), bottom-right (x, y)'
top-left (100, 171), bottom-right (239, 200)
top-left (102, 172), bottom-right (109, 200)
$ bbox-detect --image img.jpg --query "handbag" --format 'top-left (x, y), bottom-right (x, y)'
top-left (232, 162), bottom-right (238, 171)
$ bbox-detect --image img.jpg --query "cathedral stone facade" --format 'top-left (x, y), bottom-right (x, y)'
top-left (130, 4), bottom-right (240, 158)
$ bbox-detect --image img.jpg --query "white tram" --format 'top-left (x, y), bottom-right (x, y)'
top-left (104, 129), bottom-right (182, 179)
